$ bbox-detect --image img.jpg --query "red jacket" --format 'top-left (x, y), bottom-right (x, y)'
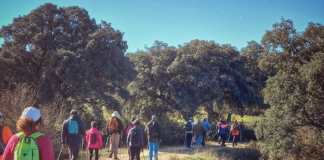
top-left (86, 128), bottom-right (103, 149)
top-left (1, 128), bottom-right (55, 160)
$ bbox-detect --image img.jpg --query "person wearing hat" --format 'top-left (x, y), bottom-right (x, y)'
top-left (106, 111), bottom-right (124, 160)
top-left (2, 107), bottom-right (55, 160)
top-left (201, 118), bottom-right (211, 147)
top-left (183, 117), bottom-right (195, 149)
top-left (61, 110), bottom-right (86, 160)
top-left (145, 115), bottom-right (161, 160)
top-left (0, 110), bottom-right (13, 159)
top-left (230, 120), bottom-right (241, 147)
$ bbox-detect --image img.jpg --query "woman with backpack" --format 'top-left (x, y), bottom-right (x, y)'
top-left (86, 121), bottom-right (103, 160)
top-left (230, 120), bottom-right (240, 147)
top-left (125, 117), bottom-right (136, 157)
top-left (127, 120), bottom-right (144, 160)
top-left (2, 107), bottom-right (55, 160)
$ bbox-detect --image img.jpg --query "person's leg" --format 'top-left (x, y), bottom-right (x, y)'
top-left (109, 134), bottom-right (116, 158)
top-left (129, 146), bottom-right (135, 160)
top-left (202, 133), bottom-right (206, 147)
top-left (187, 133), bottom-right (192, 148)
top-left (148, 141), bottom-right (153, 160)
top-left (135, 146), bottom-right (141, 160)
top-left (68, 145), bottom-right (80, 160)
top-left (114, 133), bottom-right (120, 159)
top-left (95, 148), bottom-right (99, 160)
top-left (88, 148), bottom-right (93, 160)
top-left (218, 136), bottom-right (222, 144)
top-left (67, 145), bottom-right (73, 160)
top-left (221, 136), bottom-right (226, 147)
top-left (153, 142), bottom-right (158, 160)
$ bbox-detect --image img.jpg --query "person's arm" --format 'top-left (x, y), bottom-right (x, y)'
top-left (126, 128), bottom-right (131, 146)
top-left (117, 118), bottom-right (124, 134)
top-left (157, 123), bottom-right (162, 139)
top-left (144, 125), bottom-right (148, 136)
top-left (140, 130), bottom-right (144, 149)
top-left (61, 121), bottom-right (67, 144)
top-left (85, 131), bottom-right (89, 143)
top-left (2, 126), bottom-right (13, 145)
top-left (79, 120), bottom-right (86, 137)
top-left (98, 132), bottom-right (103, 148)
top-left (39, 136), bottom-right (55, 160)
top-left (207, 123), bottom-right (211, 131)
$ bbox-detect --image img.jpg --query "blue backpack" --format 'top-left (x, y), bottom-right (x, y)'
top-left (68, 119), bottom-right (79, 135)
top-left (218, 125), bottom-right (228, 136)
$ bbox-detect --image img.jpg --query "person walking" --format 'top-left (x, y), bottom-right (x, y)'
top-left (126, 117), bottom-right (136, 158)
top-left (230, 120), bottom-right (241, 147)
top-left (218, 121), bottom-right (230, 147)
top-left (106, 111), bottom-right (124, 160)
top-left (145, 115), bottom-right (161, 160)
top-left (183, 117), bottom-right (194, 149)
top-left (201, 118), bottom-right (211, 147)
top-left (0, 110), bottom-right (13, 159)
top-left (86, 121), bottom-right (103, 160)
top-left (61, 110), bottom-right (86, 160)
top-left (216, 118), bottom-right (224, 144)
top-left (127, 120), bottom-right (144, 160)
top-left (193, 119), bottom-right (207, 151)
top-left (2, 107), bottom-right (55, 160)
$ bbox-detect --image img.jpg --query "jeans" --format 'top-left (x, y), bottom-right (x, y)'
top-left (195, 135), bottom-right (202, 147)
top-left (148, 141), bottom-right (158, 160)
top-left (67, 145), bottom-right (80, 160)
top-left (186, 133), bottom-right (192, 148)
top-left (89, 148), bottom-right (99, 160)
top-left (129, 146), bottom-right (141, 160)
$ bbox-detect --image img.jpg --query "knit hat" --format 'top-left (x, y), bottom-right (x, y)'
top-left (21, 107), bottom-right (41, 122)
top-left (112, 111), bottom-right (120, 117)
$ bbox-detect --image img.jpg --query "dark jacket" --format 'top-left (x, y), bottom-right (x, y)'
top-left (193, 122), bottom-right (207, 137)
top-left (61, 114), bottom-right (86, 145)
top-left (144, 120), bottom-right (161, 143)
top-left (127, 126), bottom-right (144, 148)
top-left (106, 117), bottom-right (124, 135)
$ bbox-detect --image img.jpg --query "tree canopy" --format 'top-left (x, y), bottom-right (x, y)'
top-left (127, 40), bottom-right (260, 120)
top-left (0, 3), bottom-right (135, 109)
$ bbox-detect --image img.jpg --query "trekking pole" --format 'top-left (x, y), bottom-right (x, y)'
top-left (104, 136), bottom-right (110, 156)
top-left (57, 146), bottom-right (64, 160)
top-left (81, 138), bottom-right (83, 160)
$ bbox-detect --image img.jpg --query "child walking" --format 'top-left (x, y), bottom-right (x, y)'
top-left (86, 121), bottom-right (103, 160)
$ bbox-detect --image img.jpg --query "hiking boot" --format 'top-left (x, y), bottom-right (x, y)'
top-left (109, 153), bottom-right (113, 158)
top-left (232, 143), bottom-right (235, 147)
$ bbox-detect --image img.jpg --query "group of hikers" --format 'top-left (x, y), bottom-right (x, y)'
top-left (183, 117), bottom-right (241, 150)
top-left (0, 107), bottom-right (241, 160)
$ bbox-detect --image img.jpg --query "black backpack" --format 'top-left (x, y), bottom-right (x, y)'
top-left (130, 129), bottom-right (140, 144)
top-left (89, 133), bottom-right (97, 144)
top-left (184, 122), bottom-right (192, 132)
top-left (0, 125), bottom-right (5, 155)
top-left (147, 122), bottom-right (158, 138)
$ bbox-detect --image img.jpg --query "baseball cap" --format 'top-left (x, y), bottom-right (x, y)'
top-left (21, 107), bottom-right (41, 122)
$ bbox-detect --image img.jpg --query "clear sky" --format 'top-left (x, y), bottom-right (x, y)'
top-left (0, 0), bottom-right (323, 53)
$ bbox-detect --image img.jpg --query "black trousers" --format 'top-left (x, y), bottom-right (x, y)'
top-left (201, 133), bottom-right (206, 146)
top-left (129, 146), bottom-right (141, 160)
top-left (186, 133), bottom-right (193, 148)
top-left (89, 148), bottom-right (99, 160)
top-left (67, 145), bottom-right (80, 160)
top-left (233, 135), bottom-right (238, 145)
top-left (221, 135), bottom-right (227, 146)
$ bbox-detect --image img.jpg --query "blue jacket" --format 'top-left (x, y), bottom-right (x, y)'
top-left (61, 115), bottom-right (86, 145)
top-left (127, 126), bottom-right (144, 148)
top-left (201, 121), bottom-right (211, 132)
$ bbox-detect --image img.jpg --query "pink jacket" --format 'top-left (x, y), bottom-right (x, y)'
top-left (86, 128), bottom-right (103, 149)
top-left (2, 128), bottom-right (54, 160)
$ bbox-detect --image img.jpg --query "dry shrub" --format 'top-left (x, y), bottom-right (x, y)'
top-left (0, 85), bottom-right (78, 158)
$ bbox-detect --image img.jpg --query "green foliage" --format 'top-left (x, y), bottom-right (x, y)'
top-left (0, 3), bottom-right (134, 110)
top-left (255, 18), bottom-right (324, 159)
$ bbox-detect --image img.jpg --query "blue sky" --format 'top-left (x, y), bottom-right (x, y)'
top-left (0, 0), bottom-right (323, 53)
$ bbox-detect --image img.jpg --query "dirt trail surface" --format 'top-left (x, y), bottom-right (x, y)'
top-left (96, 142), bottom-right (248, 160)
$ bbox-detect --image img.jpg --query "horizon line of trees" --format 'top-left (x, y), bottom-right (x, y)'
top-left (0, 3), bottom-right (323, 159)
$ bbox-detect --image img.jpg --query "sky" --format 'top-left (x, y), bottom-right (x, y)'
top-left (0, 0), bottom-right (323, 53)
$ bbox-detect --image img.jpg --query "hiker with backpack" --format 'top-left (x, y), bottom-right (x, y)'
top-left (126, 117), bottom-right (136, 157)
top-left (218, 120), bottom-right (230, 147)
top-left (145, 115), bottom-right (161, 160)
top-left (2, 107), bottom-right (55, 160)
top-left (193, 119), bottom-right (207, 151)
top-left (201, 118), bottom-right (211, 147)
top-left (106, 111), bottom-right (124, 160)
top-left (230, 120), bottom-right (241, 147)
top-left (183, 117), bottom-right (194, 149)
top-left (0, 110), bottom-right (13, 159)
top-left (86, 121), bottom-right (103, 160)
top-left (216, 118), bottom-right (224, 144)
top-left (61, 110), bottom-right (86, 160)
top-left (127, 120), bottom-right (144, 160)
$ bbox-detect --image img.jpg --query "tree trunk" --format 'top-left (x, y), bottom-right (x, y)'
top-left (227, 113), bottom-right (232, 123)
